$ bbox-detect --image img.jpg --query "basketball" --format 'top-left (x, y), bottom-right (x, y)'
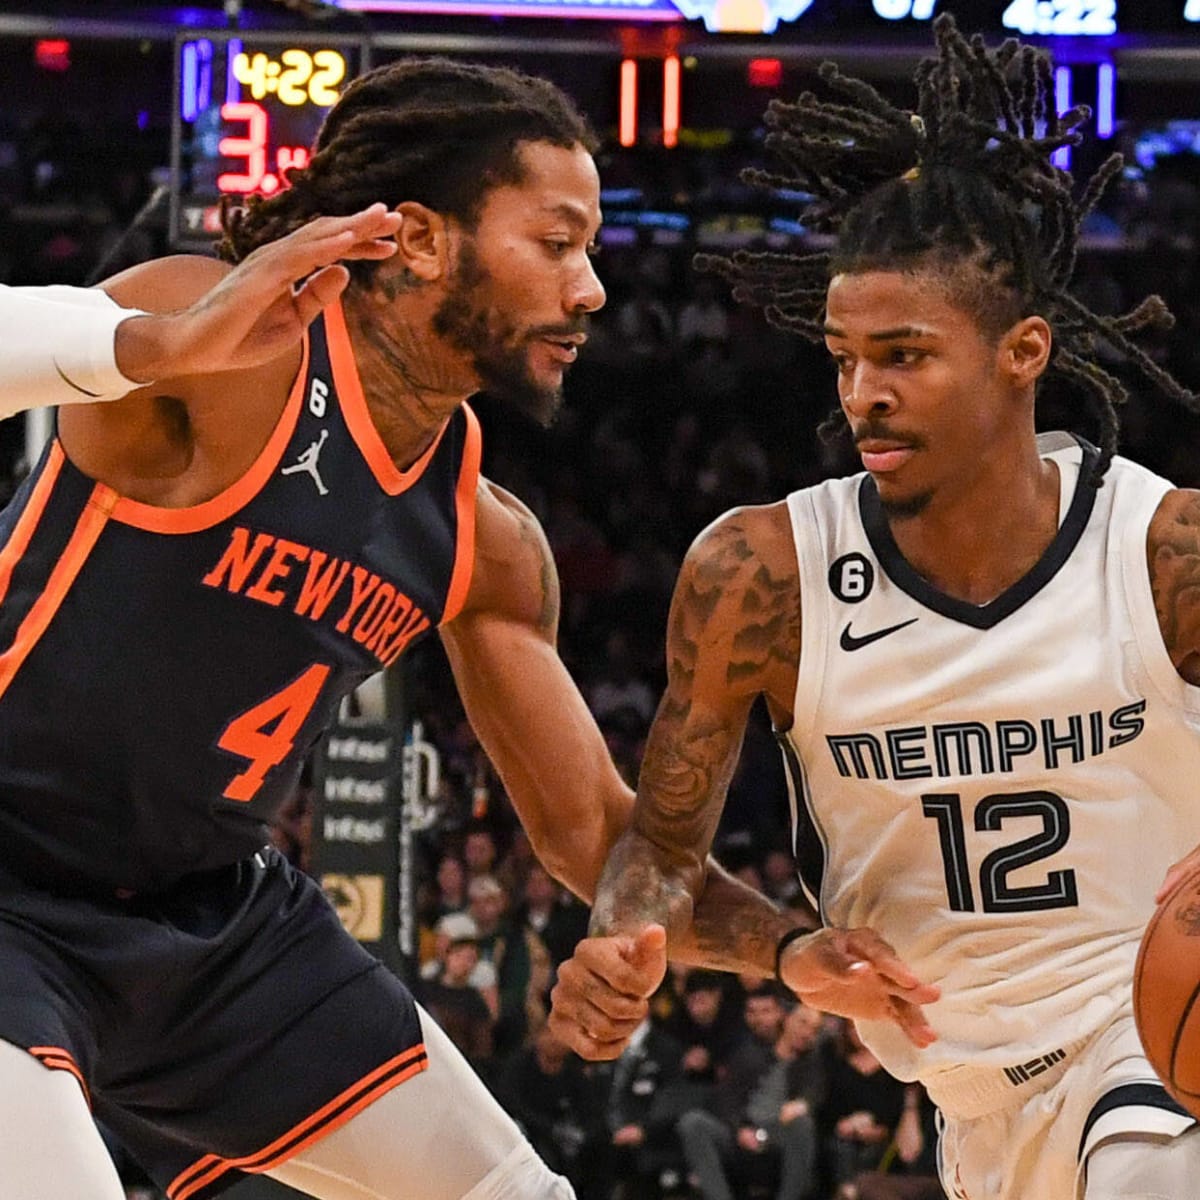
top-left (1134, 865), bottom-right (1200, 1118)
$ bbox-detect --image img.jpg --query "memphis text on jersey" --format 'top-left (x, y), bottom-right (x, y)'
top-left (203, 524), bottom-right (430, 667)
top-left (826, 700), bottom-right (1146, 781)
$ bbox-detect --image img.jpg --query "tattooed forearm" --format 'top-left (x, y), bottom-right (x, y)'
top-left (589, 504), bottom-right (802, 955)
top-left (683, 867), bottom-right (811, 975)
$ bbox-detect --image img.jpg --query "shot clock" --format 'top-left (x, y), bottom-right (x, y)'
top-left (170, 34), bottom-right (366, 249)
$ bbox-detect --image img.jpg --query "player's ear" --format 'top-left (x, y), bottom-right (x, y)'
top-left (1000, 314), bottom-right (1052, 389)
top-left (391, 201), bottom-right (448, 283)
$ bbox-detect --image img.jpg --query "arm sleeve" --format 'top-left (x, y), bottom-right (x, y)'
top-left (0, 284), bottom-right (149, 416)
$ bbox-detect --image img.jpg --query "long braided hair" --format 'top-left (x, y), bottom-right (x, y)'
top-left (218, 57), bottom-right (597, 283)
top-left (698, 13), bottom-right (1197, 481)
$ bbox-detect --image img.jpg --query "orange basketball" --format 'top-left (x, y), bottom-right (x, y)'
top-left (1134, 864), bottom-right (1200, 1119)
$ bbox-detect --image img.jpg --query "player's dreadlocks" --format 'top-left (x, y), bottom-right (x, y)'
top-left (218, 57), bottom-right (596, 283)
top-left (697, 12), bottom-right (1197, 481)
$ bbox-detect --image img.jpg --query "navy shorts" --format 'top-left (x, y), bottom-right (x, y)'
top-left (0, 846), bottom-right (427, 1199)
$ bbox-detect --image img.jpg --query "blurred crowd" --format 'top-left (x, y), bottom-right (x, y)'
top-left (3, 55), bottom-right (1200, 1200)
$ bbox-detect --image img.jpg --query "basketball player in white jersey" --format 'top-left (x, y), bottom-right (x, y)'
top-left (548, 16), bottom-right (1200, 1200)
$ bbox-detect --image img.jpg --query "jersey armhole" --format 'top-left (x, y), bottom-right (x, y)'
top-left (785, 487), bottom-right (830, 747)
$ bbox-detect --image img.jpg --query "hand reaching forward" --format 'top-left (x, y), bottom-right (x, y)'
top-left (779, 927), bottom-right (940, 1049)
top-left (114, 204), bottom-right (402, 382)
top-left (548, 925), bottom-right (668, 1061)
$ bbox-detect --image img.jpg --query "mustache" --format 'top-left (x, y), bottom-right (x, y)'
top-left (527, 318), bottom-right (591, 340)
top-left (852, 421), bottom-right (925, 450)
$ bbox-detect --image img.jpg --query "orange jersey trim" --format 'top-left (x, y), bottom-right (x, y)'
top-left (323, 298), bottom-right (450, 496)
top-left (109, 337), bottom-right (310, 534)
top-left (0, 441), bottom-right (65, 607)
top-left (29, 1045), bottom-right (91, 1108)
top-left (0, 483), bottom-right (114, 703)
top-left (440, 402), bottom-right (482, 625)
top-left (166, 1043), bottom-right (429, 1200)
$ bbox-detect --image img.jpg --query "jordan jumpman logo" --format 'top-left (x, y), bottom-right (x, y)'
top-left (281, 429), bottom-right (330, 496)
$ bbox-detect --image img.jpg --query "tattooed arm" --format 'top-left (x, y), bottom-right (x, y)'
top-left (1148, 488), bottom-right (1200, 901)
top-left (552, 502), bottom-right (939, 1060)
top-left (1148, 488), bottom-right (1200, 687)
top-left (587, 502), bottom-right (803, 957)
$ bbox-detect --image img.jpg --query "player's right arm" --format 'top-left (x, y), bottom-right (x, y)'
top-left (0, 205), bottom-right (399, 415)
top-left (552, 503), bottom-right (939, 1060)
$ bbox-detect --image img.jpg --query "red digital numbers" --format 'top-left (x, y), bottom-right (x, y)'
top-left (217, 101), bottom-right (309, 196)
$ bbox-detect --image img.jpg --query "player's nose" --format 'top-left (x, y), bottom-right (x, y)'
top-left (568, 256), bottom-right (605, 315)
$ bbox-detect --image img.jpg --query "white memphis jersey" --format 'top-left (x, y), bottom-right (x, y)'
top-left (780, 432), bottom-right (1200, 1085)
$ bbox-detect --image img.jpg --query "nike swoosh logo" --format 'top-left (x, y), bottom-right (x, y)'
top-left (839, 618), bottom-right (919, 652)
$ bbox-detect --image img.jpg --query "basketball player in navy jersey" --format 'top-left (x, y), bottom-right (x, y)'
top-left (0, 59), bottom-right (819, 1200)
top-left (549, 17), bottom-right (1200, 1200)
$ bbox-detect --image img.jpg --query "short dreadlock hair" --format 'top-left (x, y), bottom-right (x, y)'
top-left (218, 57), bottom-right (597, 283)
top-left (698, 13), bottom-right (1197, 481)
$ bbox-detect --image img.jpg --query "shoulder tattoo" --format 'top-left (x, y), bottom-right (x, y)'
top-left (1149, 490), bottom-right (1200, 674)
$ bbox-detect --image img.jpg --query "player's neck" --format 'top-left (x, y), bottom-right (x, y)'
top-left (341, 288), bottom-right (474, 471)
top-left (887, 449), bottom-right (1061, 607)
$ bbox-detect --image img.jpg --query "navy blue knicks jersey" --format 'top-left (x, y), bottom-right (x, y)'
top-left (0, 299), bottom-right (480, 896)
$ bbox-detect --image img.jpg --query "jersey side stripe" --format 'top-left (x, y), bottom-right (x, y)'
top-left (166, 1043), bottom-right (429, 1200)
top-left (0, 482), bottom-right (114, 701)
top-left (0, 440), bottom-right (64, 606)
top-left (441, 402), bottom-right (482, 625)
top-left (324, 298), bottom-right (451, 496)
top-left (777, 732), bottom-right (826, 918)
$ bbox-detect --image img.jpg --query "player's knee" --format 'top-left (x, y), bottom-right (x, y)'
top-left (462, 1140), bottom-right (576, 1200)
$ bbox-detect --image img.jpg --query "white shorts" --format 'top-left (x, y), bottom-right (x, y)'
top-left (930, 1011), bottom-right (1193, 1200)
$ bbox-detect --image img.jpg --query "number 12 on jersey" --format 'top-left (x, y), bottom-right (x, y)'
top-left (219, 663), bottom-right (331, 801)
top-left (922, 790), bottom-right (1079, 913)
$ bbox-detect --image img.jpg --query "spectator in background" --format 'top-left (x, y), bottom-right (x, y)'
top-left (838, 1085), bottom-right (945, 1200)
top-left (587, 630), bottom-right (657, 729)
top-left (417, 917), bottom-right (496, 1073)
top-left (677, 988), bottom-right (826, 1200)
top-left (594, 1017), bottom-right (687, 1200)
top-left (662, 970), bottom-right (746, 1099)
top-left (616, 278), bottom-right (675, 364)
top-left (433, 851), bottom-right (469, 917)
top-left (822, 1021), bottom-right (910, 1192)
top-left (515, 861), bottom-right (590, 977)
top-left (676, 275), bottom-right (730, 349)
top-left (470, 872), bottom-right (553, 1054)
top-left (463, 823), bottom-right (502, 883)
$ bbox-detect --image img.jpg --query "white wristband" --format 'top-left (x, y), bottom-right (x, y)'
top-left (0, 284), bottom-right (148, 419)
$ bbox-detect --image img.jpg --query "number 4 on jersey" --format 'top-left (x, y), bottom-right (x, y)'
top-left (219, 663), bottom-right (331, 801)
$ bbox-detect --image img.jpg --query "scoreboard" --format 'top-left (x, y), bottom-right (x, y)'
top-left (332, 0), bottom-right (1200, 35)
top-left (170, 34), bottom-right (365, 250)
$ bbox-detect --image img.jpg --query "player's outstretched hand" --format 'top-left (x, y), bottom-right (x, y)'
top-left (779, 927), bottom-right (940, 1049)
top-left (115, 204), bottom-right (401, 382)
top-left (548, 925), bottom-right (668, 1061)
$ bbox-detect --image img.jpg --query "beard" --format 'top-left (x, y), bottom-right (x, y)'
top-left (879, 490), bottom-right (932, 520)
top-left (432, 240), bottom-right (578, 428)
